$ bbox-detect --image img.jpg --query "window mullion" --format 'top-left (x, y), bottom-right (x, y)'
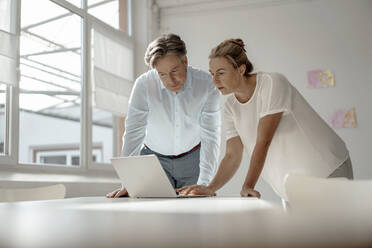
top-left (80, 8), bottom-right (91, 169)
top-left (49, 0), bottom-right (85, 17)
top-left (82, 0), bottom-right (87, 10)
top-left (8, 0), bottom-right (21, 164)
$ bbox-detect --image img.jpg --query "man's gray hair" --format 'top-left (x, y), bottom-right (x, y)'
top-left (144, 33), bottom-right (187, 68)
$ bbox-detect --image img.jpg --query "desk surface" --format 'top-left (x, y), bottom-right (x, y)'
top-left (0, 197), bottom-right (371, 248)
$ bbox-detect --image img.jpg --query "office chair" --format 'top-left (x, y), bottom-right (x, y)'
top-left (0, 184), bottom-right (66, 202)
top-left (284, 174), bottom-right (372, 213)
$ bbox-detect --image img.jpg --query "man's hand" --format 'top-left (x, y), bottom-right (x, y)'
top-left (106, 187), bottom-right (129, 198)
top-left (176, 185), bottom-right (216, 196)
top-left (240, 187), bottom-right (261, 198)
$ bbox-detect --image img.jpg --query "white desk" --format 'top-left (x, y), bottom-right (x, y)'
top-left (0, 197), bottom-right (371, 248)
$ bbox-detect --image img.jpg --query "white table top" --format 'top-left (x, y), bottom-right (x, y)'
top-left (0, 197), bottom-right (371, 248)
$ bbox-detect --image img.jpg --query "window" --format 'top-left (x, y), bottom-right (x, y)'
top-left (0, 0), bottom-right (12, 32)
top-left (0, 0), bottom-right (135, 169)
top-left (91, 0), bottom-right (132, 164)
top-left (91, 24), bottom-right (133, 163)
top-left (0, 0), bottom-right (16, 159)
top-left (92, 109), bottom-right (114, 163)
top-left (32, 143), bottom-right (102, 166)
top-left (19, 0), bottom-right (82, 166)
top-left (0, 83), bottom-right (6, 154)
top-left (88, 0), bottom-right (120, 30)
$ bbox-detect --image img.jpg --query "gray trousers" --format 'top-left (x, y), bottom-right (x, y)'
top-left (327, 157), bottom-right (354, 180)
top-left (140, 145), bottom-right (200, 189)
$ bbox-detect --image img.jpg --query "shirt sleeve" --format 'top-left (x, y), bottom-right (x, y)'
top-left (198, 82), bottom-right (221, 186)
top-left (223, 101), bottom-right (239, 141)
top-left (122, 75), bottom-right (149, 157)
top-left (259, 73), bottom-right (293, 118)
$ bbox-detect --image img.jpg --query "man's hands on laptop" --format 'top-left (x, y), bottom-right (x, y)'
top-left (176, 185), bottom-right (216, 196)
top-left (106, 187), bottom-right (129, 198)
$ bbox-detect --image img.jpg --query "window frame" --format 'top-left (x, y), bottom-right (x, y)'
top-left (0, 0), bottom-right (133, 173)
top-left (0, 0), bottom-right (20, 166)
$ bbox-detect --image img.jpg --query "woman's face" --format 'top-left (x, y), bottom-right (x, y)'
top-left (209, 57), bottom-right (242, 95)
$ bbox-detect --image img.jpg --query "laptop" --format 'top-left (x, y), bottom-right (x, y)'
top-left (111, 155), bottom-right (210, 198)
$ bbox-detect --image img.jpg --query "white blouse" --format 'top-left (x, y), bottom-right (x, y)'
top-left (224, 72), bottom-right (348, 200)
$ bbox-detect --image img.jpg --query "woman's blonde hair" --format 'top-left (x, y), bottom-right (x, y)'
top-left (209, 38), bottom-right (253, 76)
top-left (144, 33), bottom-right (187, 68)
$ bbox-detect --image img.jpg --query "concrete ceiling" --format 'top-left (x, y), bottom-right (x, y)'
top-left (154, 0), bottom-right (298, 9)
top-left (154, 0), bottom-right (308, 13)
top-left (155, 0), bottom-right (221, 9)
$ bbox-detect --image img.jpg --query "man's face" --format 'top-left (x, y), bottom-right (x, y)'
top-left (154, 54), bottom-right (188, 93)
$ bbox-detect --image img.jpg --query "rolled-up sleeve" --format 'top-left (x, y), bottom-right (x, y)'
top-left (198, 83), bottom-right (221, 185)
top-left (122, 75), bottom-right (149, 157)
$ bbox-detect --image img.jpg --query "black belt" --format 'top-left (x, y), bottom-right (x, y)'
top-left (144, 143), bottom-right (201, 159)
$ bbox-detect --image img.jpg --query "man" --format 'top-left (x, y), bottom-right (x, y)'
top-left (107, 34), bottom-right (221, 197)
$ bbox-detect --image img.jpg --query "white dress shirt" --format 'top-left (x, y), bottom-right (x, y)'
top-left (122, 66), bottom-right (221, 185)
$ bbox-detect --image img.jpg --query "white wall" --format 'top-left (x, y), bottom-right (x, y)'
top-left (154, 0), bottom-right (372, 202)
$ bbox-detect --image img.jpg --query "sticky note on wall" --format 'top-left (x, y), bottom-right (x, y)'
top-left (307, 69), bottom-right (334, 88)
top-left (330, 107), bottom-right (357, 128)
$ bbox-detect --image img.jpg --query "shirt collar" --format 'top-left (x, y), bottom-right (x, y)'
top-left (158, 66), bottom-right (192, 92)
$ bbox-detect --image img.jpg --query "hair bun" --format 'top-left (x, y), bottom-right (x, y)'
top-left (232, 39), bottom-right (244, 47)
top-left (209, 38), bottom-right (253, 75)
top-left (229, 39), bottom-right (246, 52)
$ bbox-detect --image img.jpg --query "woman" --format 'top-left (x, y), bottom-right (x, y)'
top-left (177, 39), bottom-right (353, 201)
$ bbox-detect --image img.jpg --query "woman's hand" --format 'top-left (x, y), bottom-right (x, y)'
top-left (106, 187), bottom-right (129, 198)
top-left (240, 187), bottom-right (261, 198)
top-left (176, 185), bottom-right (216, 196)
